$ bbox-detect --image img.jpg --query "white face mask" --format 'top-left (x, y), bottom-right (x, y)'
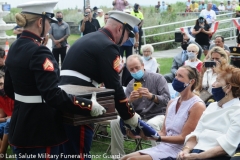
top-left (187, 52), bottom-right (197, 60)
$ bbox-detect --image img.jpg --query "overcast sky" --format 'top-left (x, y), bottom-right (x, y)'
top-left (5, 0), bottom-right (180, 9)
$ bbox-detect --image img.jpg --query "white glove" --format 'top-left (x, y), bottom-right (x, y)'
top-left (124, 112), bottom-right (141, 128)
top-left (90, 92), bottom-right (106, 117)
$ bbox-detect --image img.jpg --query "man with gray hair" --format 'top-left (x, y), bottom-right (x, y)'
top-left (199, 1), bottom-right (216, 27)
top-left (110, 54), bottom-right (170, 158)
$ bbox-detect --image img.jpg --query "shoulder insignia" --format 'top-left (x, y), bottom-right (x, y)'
top-left (43, 58), bottom-right (54, 71)
top-left (113, 56), bottom-right (121, 73)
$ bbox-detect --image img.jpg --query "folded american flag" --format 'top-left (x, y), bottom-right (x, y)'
top-left (119, 118), bottom-right (160, 140)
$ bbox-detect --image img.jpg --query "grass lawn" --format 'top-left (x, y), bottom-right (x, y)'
top-left (157, 58), bottom-right (173, 75)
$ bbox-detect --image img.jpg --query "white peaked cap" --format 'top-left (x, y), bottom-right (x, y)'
top-left (108, 10), bottom-right (140, 30)
top-left (17, 0), bottom-right (58, 22)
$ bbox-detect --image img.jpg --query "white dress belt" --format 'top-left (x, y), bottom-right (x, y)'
top-left (14, 93), bottom-right (45, 103)
top-left (60, 70), bottom-right (99, 88)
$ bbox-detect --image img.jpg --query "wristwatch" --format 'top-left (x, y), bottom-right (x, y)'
top-left (156, 136), bottom-right (161, 142)
top-left (150, 94), bottom-right (155, 101)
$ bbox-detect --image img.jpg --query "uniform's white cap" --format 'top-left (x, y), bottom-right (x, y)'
top-left (17, 0), bottom-right (58, 23)
top-left (108, 11), bottom-right (140, 38)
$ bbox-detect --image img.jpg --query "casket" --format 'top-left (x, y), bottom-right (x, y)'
top-left (59, 85), bottom-right (117, 126)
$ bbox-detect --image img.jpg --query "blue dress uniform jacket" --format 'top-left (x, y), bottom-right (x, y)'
top-left (4, 31), bottom-right (93, 147)
top-left (60, 28), bottom-right (134, 120)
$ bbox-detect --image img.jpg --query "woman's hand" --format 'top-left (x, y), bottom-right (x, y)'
top-left (183, 153), bottom-right (202, 160)
top-left (178, 152), bottom-right (203, 160)
top-left (126, 129), bottom-right (141, 139)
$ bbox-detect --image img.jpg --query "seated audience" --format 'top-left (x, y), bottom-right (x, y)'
top-left (0, 71), bottom-right (14, 159)
top-left (190, 0), bottom-right (199, 12)
top-left (208, 35), bottom-right (230, 59)
top-left (198, 47), bottom-right (229, 95)
top-left (178, 64), bottom-right (240, 160)
top-left (164, 40), bottom-right (189, 83)
top-left (218, 1), bottom-right (226, 11)
top-left (226, 1), bottom-right (233, 12)
top-left (182, 31), bottom-right (203, 59)
top-left (111, 54), bottom-right (170, 158)
top-left (141, 44), bottom-right (159, 73)
top-left (198, 0), bottom-right (207, 12)
top-left (184, 44), bottom-right (203, 72)
top-left (122, 65), bottom-right (206, 160)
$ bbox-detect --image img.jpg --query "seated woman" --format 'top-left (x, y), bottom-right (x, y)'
top-left (121, 66), bottom-right (206, 160)
top-left (178, 65), bottom-right (240, 160)
top-left (141, 44), bottom-right (159, 73)
top-left (184, 43), bottom-right (203, 72)
top-left (197, 47), bottom-right (228, 98)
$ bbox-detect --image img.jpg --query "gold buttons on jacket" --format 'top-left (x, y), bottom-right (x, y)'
top-left (75, 100), bottom-right (79, 104)
top-left (130, 108), bottom-right (132, 110)
top-left (81, 102), bottom-right (85, 106)
top-left (88, 105), bottom-right (91, 108)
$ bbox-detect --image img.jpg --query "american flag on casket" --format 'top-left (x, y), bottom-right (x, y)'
top-left (119, 118), bottom-right (160, 139)
top-left (180, 21), bottom-right (219, 41)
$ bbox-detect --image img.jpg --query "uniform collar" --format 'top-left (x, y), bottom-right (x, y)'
top-left (20, 30), bottom-right (42, 44)
top-left (100, 28), bottom-right (116, 43)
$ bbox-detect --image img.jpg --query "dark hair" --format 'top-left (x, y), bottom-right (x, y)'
top-left (195, 17), bottom-right (208, 26)
top-left (215, 35), bottom-right (224, 42)
top-left (105, 13), bottom-right (108, 15)
top-left (180, 65), bottom-right (199, 91)
top-left (0, 47), bottom-right (5, 58)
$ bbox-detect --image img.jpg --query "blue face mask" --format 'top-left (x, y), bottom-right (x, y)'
top-left (172, 78), bottom-right (191, 92)
top-left (143, 56), bottom-right (151, 61)
top-left (187, 52), bottom-right (196, 60)
top-left (131, 70), bottom-right (144, 80)
top-left (212, 85), bottom-right (227, 101)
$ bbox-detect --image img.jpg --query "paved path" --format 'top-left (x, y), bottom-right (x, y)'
top-left (152, 39), bottom-right (237, 59)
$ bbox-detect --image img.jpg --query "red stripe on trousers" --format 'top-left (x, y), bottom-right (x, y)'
top-left (80, 125), bottom-right (85, 160)
top-left (46, 147), bottom-right (50, 160)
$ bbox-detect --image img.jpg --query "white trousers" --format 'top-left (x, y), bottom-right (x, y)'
top-left (110, 115), bottom-right (165, 158)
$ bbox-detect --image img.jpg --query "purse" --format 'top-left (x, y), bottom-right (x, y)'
top-left (199, 89), bottom-right (212, 102)
top-left (199, 71), bottom-right (213, 103)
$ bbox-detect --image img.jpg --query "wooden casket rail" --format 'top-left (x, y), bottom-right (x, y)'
top-left (60, 85), bottom-right (117, 126)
